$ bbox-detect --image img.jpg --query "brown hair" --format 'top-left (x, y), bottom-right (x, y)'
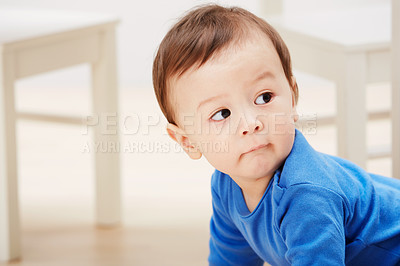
top-left (152, 4), bottom-right (298, 125)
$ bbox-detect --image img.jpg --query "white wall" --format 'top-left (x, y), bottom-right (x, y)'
top-left (1, 0), bottom-right (388, 89)
top-left (284, 0), bottom-right (387, 14)
top-left (1, 0), bottom-right (259, 89)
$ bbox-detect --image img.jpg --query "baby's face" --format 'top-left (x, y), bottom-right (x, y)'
top-left (168, 35), bottom-right (297, 184)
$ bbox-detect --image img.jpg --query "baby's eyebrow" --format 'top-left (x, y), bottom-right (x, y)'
top-left (197, 94), bottom-right (228, 111)
top-left (253, 71), bottom-right (274, 83)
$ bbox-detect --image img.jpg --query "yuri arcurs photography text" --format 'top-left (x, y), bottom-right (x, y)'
top-left (81, 112), bottom-right (318, 154)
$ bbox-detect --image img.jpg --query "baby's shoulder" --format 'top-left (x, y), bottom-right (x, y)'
top-left (283, 151), bottom-right (363, 186)
top-left (279, 152), bottom-right (372, 205)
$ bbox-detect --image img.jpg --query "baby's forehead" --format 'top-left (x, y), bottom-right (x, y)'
top-left (206, 30), bottom-right (275, 64)
top-left (171, 34), bottom-right (277, 86)
top-left (181, 32), bottom-right (275, 76)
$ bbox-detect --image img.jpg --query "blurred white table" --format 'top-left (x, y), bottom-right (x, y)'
top-left (393, 0), bottom-right (400, 179)
top-left (267, 4), bottom-right (391, 168)
top-left (0, 8), bottom-right (121, 261)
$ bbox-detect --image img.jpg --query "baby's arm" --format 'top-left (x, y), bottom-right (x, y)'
top-left (277, 184), bottom-right (347, 265)
top-left (209, 187), bottom-right (264, 266)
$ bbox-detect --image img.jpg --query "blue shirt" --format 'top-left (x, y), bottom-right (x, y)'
top-left (209, 130), bottom-right (400, 265)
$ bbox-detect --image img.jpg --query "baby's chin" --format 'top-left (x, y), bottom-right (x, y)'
top-left (204, 152), bottom-right (282, 181)
top-left (224, 166), bottom-right (277, 183)
top-left (243, 155), bottom-right (284, 177)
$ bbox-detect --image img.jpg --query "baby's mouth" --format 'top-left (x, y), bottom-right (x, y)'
top-left (244, 144), bottom-right (269, 155)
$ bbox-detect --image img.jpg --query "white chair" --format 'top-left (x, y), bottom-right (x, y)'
top-left (260, 1), bottom-right (391, 169)
top-left (0, 8), bottom-right (121, 261)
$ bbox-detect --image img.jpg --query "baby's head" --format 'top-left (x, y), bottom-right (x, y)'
top-left (153, 4), bottom-right (298, 125)
top-left (153, 4), bottom-right (299, 182)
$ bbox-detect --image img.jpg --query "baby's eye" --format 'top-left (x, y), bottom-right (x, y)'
top-left (255, 92), bottom-right (272, 105)
top-left (211, 109), bottom-right (231, 121)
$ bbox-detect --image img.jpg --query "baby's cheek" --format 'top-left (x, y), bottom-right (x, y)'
top-left (270, 115), bottom-right (292, 135)
top-left (205, 137), bottom-right (231, 158)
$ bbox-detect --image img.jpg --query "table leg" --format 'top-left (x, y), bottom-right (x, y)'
top-left (0, 53), bottom-right (21, 261)
top-left (336, 53), bottom-right (367, 168)
top-left (91, 27), bottom-right (121, 226)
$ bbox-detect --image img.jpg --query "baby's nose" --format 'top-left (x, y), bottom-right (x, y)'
top-left (241, 118), bottom-right (263, 136)
top-left (242, 125), bottom-right (260, 135)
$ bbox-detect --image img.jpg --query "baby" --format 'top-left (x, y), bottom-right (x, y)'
top-left (152, 4), bottom-right (400, 265)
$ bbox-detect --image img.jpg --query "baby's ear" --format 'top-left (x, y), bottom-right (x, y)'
top-left (166, 123), bottom-right (202, 160)
top-left (290, 76), bottom-right (298, 104)
top-left (290, 76), bottom-right (299, 122)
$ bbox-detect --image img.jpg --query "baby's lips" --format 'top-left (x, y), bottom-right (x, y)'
top-left (244, 143), bottom-right (269, 154)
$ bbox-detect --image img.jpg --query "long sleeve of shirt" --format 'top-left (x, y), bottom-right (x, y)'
top-left (277, 184), bottom-right (346, 265)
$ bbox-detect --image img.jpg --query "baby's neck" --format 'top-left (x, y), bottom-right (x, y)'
top-left (238, 175), bottom-right (272, 213)
top-left (243, 192), bottom-right (263, 213)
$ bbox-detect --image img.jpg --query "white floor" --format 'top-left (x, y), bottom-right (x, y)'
top-left (1, 72), bottom-right (393, 265)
